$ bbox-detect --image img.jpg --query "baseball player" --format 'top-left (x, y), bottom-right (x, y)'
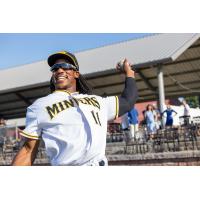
top-left (12, 51), bottom-right (138, 166)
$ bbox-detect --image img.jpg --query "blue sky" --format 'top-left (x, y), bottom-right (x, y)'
top-left (0, 33), bottom-right (152, 69)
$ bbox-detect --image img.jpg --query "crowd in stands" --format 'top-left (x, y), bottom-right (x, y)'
top-left (107, 99), bottom-right (200, 143)
top-left (0, 118), bottom-right (23, 154)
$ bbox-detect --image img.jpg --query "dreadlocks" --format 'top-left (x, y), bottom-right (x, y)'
top-left (76, 74), bottom-right (93, 94)
top-left (50, 74), bottom-right (93, 94)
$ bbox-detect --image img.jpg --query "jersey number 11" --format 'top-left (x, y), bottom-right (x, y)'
top-left (91, 110), bottom-right (101, 126)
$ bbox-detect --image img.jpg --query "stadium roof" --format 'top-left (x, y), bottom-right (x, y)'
top-left (0, 33), bottom-right (200, 119)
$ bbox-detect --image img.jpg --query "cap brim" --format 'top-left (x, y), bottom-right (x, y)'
top-left (48, 53), bottom-right (76, 67)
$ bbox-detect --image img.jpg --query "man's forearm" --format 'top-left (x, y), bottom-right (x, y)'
top-left (118, 77), bottom-right (138, 116)
top-left (116, 59), bottom-right (138, 117)
top-left (12, 146), bottom-right (33, 166)
top-left (12, 139), bottom-right (39, 166)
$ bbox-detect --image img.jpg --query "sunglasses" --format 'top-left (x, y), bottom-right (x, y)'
top-left (50, 63), bottom-right (77, 72)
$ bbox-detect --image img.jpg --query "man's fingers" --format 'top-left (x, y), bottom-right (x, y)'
top-left (116, 62), bottom-right (122, 70)
top-left (116, 58), bottom-right (134, 73)
top-left (123, 58), bottom-right (132, 67)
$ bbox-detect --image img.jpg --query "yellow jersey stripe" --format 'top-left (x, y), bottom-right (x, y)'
top-left (115, 96), bottom-right (119, 119)
top-left (20, 131), bottom-right (40, 140)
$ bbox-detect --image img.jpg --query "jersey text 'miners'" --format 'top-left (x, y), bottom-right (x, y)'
top-left (46, 96), bottom-right (100, 119)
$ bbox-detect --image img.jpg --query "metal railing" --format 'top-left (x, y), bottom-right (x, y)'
top-left (123, 124), bottom-right (200, 154)
top-left (1, 123), bottom-right (200, 160)
top-left (0, 125), bottom-right (48, 163)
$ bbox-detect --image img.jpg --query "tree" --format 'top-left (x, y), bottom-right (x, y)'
top-left (185, 96), bottom-right (199, 108)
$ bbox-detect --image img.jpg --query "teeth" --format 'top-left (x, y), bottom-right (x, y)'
top-left (57, 76), bottom-right (66, 80)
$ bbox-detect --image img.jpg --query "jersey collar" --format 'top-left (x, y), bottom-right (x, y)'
top-left (53, 90), bottom-right (79, 96)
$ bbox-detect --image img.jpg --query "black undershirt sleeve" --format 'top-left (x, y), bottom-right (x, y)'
top-left (118, 77), bottom-right (138, 117)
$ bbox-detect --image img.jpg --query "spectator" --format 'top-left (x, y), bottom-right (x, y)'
top-left (144, 104), bottom-right (157, 139)
top-left (128, 107), bottom-right (139, 140)
top-left (162, 104), bottom-right (177, 127)
top-left (152, 104), bottom-right (161, 129)
top-left (141, 110), bottom-right (146, 126)
top-left (182, 100), bottom-right (191, 125)
top-left (0, 118), bottom-right (6, 127)
top-left (0, 118), bottom-right (6, 140)
top-left (183, 100), bottom-right (190, 116)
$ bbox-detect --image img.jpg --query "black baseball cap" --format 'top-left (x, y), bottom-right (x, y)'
top-left (47, 51), bottom-right (79, 70)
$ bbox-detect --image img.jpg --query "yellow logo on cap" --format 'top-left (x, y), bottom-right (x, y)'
top-left (57, 51), bottom-right (68, 55)
top-left (51, 51), bottom-right (78, 67)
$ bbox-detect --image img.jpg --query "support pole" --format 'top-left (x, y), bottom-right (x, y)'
top-left (199, 95), bottom-right (200, 108)
top-left (157, 65), bottom-right (165, 127)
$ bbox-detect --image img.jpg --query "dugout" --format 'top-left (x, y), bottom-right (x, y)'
top-left (0, 33), bottom-right (200, 122)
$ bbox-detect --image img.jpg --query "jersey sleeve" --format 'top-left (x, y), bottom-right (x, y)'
top-left (104, 96), bottom-right (119, 121)
top-left (20, 107), bottom-right (41, 140)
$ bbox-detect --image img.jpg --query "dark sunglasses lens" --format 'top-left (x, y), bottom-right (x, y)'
top-left (51, 63), bottom-right (76, 71)
top-left (50, 65), bottom-right (60, 72)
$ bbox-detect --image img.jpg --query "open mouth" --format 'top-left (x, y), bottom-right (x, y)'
top-left (55, 75), bottom-right (68, 81)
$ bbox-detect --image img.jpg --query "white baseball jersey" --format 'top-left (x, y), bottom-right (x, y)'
top-left (20, 90), bottom-right (119, 166)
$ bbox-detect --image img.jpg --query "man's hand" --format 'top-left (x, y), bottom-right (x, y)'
top-left (116, 58), bottom-right (135, 78)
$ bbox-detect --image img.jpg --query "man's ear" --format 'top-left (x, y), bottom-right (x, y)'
top-left (74, 71), bottom-right (80, 78)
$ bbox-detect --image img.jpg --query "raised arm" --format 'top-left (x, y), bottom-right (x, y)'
top-left (172, 109), bottom-right (178, 116)
top-left (161, 110), bottom-right (167, 117)
top-left (12, 138), bottom-right (40, 166)
top-left (117, 59), bottom-right (138, 117)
